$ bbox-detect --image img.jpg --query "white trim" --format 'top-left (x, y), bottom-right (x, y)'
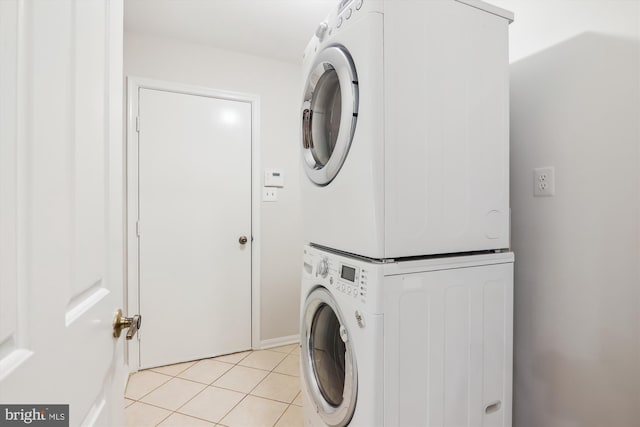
top-left (125, 77), bottom-right (261, 373)
top-left (122, 366), bottom-right (130, 392)
top-left (260, 334), bottom-right (300, 350)
top-left (454, 0), bottom-right (514, 22)
top-left (0, 349), bottom-right (33, 382)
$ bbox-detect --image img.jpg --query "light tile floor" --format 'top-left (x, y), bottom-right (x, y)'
top-left (125, 344), bottom-right (303, 427)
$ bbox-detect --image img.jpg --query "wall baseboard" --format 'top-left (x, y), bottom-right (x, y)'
top-left (259, 334), bottom-right (300, 350)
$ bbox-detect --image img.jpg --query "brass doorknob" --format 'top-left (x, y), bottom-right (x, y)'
top-left (113, 309), bottom-right (142, 340)
top-left (239, 235), bottom-right (248, 245)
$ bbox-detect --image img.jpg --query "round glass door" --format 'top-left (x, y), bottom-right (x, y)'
top-left (301, 287), bottom-right (357, 426)
top-left (301, 46), bottom-right (358, 186)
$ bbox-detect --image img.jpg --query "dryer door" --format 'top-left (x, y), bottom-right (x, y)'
top-left (301, 46), bottom-right (358, 186)
top-left (301, 287), bottom-right (358, 427)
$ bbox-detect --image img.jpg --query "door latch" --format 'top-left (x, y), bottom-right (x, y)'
top-left (113, 309), bottom-right (142, 340)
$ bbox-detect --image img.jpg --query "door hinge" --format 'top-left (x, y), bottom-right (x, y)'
top-left (135, 116), bottom-right (140, 133)
top-left (136, 220), bottom-right (140, 237)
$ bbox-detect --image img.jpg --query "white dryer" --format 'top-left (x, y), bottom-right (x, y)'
top-left (300, 245), bottom-right (514, 427)
top-left (300, 0), bottom-right (514, 259)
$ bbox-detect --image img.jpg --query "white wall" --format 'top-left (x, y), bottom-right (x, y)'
top-left (491, 0), bottom-right (640, 62)
top-left (490, 1), bottom-right (640, 426)
top-left (124, 32), bottom-right (303, 344)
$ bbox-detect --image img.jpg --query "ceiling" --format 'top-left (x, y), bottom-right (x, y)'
top-left (124, 0), bottom-right (337, 64)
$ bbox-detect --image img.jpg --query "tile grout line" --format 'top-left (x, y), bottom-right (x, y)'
top-left (126, 346), bottom-right (301, 426)
top-left (269, 343), bottom-right (301, 426)
top-left (171, 351), bottom-right (254, 424)
top-left (128, 352), bottom-right (248, 425)
top-left (135, 360), bottom-right (235, 405)
top-left (129, 355), bottom-right (230, 402)
top-left (157, 407), bottom-right (216, 427)
top-left (215, 347), bottom-right (299, 425)
top-left (246, 348), bottom-right (298, 399)
top-left (216, 350), bottom-right (281, 424)
top-left (271, 403), bottom-right (294, 427)
top-left (153, 406), bottom-right (174, 427)
top-left (127, 371), bottom-right (173, 402)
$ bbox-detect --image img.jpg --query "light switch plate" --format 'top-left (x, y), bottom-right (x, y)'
top-left (264, 169), bottom-right (284, 187)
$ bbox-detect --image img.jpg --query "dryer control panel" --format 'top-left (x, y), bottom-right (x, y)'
top-left (303, 0), bottom-right (372, 57)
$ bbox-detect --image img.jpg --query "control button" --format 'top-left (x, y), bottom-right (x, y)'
top-left (355, 0), bottom-right (364, 10)
top-left (336, 16), bottom-right (343, 28)
top-left (347, 288), bottom-right (352, 295)
top-left (345, 8), bottom-right (353, 19)
top-left (329, 277), bottom-right (334, 285)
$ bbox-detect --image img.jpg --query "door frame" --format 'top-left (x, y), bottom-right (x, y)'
top-left (125, 77), bottom-right (261, 372)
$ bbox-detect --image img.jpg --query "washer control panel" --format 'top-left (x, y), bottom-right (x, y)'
top-left (304, 247), bottom-right (368, 302)
top-left (303, 246), bottom-right (385, 315)
top-left (335, 262), bottom-right (360, 298)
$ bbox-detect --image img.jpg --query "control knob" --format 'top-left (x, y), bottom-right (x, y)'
top-left (317, 258), bottom-right (329, 278)
top-left (315, 21), bottom-right (329, 41)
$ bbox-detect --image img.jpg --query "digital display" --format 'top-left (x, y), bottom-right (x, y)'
top-left (341, 265), bottom-right (356, 282)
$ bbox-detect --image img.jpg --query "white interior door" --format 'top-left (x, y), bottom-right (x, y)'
top-left (137, 88), bottom-right (252, 369)
top-left (0, 0), bottom-right (125, 426)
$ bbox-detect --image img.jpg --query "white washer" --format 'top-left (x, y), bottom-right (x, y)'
top-left (300, 245), bottom-right (514, 427)
top-left (300, 0), bottom-right (514, 259)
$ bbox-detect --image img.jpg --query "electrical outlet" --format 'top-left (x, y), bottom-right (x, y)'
top-left (262, 187), bottom-right (278, 202)
top-left (534, 167), bottom-right (555, 197)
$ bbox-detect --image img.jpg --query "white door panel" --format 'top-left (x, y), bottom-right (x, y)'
top-left (0, 0), bottom-right (124, 425)
top-left (137, 89), bottom-right (252, 369)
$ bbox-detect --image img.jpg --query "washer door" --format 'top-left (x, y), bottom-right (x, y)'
top-left (301, 46), bottom-right (358, 186)
top-left (301, 287), bottom-right (357, 427)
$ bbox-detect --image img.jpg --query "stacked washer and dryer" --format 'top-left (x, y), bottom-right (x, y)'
top-left (298, 1), bottom-right (514, 426)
